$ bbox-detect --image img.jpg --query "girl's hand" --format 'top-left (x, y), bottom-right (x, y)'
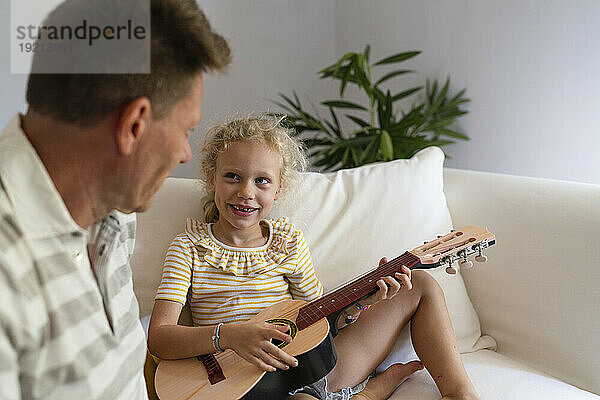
top-left (365, 256), bottom-right (413, 306)
top-left (341, 257), bottom-right (413, 329)
top-left (218, 321), bottom-right (298, 372)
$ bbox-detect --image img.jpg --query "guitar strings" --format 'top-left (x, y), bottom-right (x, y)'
top-left (296, 252), bottom-right (420, 330)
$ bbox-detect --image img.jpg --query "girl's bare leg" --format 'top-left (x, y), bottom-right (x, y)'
top-left (326, 270), bottom-right (479, 400)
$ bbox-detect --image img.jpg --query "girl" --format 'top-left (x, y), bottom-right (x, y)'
top-left (148, 116), bottom-right (479, 400)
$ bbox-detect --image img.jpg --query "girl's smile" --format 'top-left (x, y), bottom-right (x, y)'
top-left (209, 140), bottom-right (282, 247)
top-left (229, 204), bottom-right (260, 216)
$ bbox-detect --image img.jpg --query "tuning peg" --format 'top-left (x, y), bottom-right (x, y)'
top-left (474, 245), bottom-right (488, 262)
top-left (445, 258), bottom-right (457, 274)
top-left (459, 259), bottom-right (473, 269)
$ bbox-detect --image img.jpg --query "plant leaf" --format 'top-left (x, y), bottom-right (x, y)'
top-left (380, 130), bottom-right (394, 160)
top-left (424, 78), bottom-right (450, 119)
top-left (341, 147), bottom-right (350, 167)
top-left (374, 50), bottom-right (421, 66)
top-left (331, 135), bottom-right (374, 148)
top-left (435, 127), bottom-right (469, 140)
top-left (424, 116), bottom-right (456, 131)
top-left (373, 87), bottom-right (386, 105)
top-left (346, 114), bottom-right (369, 128)
top-left (359, 136), bottom-right (380, 164)
top-left (321, 100), bottom-right (367, 110)
top-left (328, 107), bottom-right (342, 138)
top-left (350, 147), bottom-right (360, 166)
top-left (374, 69), bottom-right (413, 86)
top-left (340, 58), bottom-right (354, 96)
top-left (392, 86), bottom-right (422, 102)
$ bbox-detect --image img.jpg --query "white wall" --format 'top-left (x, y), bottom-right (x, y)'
top-left (172, 0), bottom-right (337, 177)
top-left (0, 1), bottom-right (28, 123)
top-left (2, 1), bottom-right (599, 184)
top-left (335, 0), bottom-right (600, 184)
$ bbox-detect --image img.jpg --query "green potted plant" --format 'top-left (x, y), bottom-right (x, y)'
top-left (273, 45), bottom-right (470, 171)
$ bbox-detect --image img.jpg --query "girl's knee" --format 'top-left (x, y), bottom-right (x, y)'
top-left (412, 270), bottom-right (443, 297)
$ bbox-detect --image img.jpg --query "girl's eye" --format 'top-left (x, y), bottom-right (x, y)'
top-left (224, 173), bottom-right (239, 180)
top-left (255, 177), bottom-right (270, 185)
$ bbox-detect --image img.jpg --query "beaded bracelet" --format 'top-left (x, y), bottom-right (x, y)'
top-left (212, 322), bottom-right (225, 353)
top-left (344, 310), bottom-right (360, 325)
top-left (355, 302), bottom-right (372, 312)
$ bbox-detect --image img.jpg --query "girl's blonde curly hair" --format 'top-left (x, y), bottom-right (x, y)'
top-left (200, 114), bottom-right (307, 223)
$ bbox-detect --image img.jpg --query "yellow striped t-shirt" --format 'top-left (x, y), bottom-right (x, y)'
top-left (154, 218), bottom-right (323, 326)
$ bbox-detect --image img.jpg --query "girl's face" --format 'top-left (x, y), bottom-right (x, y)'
top-left (210, 140), bottom-right (282, 239)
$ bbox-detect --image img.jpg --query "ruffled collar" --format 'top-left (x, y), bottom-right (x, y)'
top-left (184, 218), bottom-right (295, 276)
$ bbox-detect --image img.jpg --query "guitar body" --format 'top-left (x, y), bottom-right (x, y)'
top-left (240, 333), bottom-right (336, 400)
top-left (155, 299), bottom-right (335, 400)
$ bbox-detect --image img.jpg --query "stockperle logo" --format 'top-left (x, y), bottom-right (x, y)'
top-left (11, 0), bottom-right (150, 74)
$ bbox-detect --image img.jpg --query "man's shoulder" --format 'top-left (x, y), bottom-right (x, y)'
top-left (0, 184), bottom-right (36, 332)
top-left (0, 193), bottom-right (35, 275)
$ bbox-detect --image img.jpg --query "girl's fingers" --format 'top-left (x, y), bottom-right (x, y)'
top-left (269, 324), bottom-right (293, 343)
top-left (246, 343), bottom-right (298, 371)
top-left (250, 354), bottom-right (277, 372)
top-left (382, 275), bottom-right (401, 297)
top-left (395, 271), bottom-right (413, 290)
top-left (259, 349), bottom-right (291, 371)
top-left (376, 279), bottom-right (388, 300)
top-left (401, 264), bottom-right (412, 280)
top-left (264, 325), bottom-right (298, 367)
top-left (264, 344), bottom-right (298, 369)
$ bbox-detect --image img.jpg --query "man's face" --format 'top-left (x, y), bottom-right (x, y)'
top-left (127, 73), bottom-right (204, 212)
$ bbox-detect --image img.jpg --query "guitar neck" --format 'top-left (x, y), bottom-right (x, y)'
top-left (296, 251), bottom-right (423, 330)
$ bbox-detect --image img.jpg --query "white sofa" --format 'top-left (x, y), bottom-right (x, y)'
top-left (131, 147), bottom-right (600, 399)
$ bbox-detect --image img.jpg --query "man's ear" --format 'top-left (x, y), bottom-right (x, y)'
top-left (116, 97), bottom-right (152, 156)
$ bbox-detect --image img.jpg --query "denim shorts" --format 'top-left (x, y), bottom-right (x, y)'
top-left (289, 375), bottom-right (371, 400)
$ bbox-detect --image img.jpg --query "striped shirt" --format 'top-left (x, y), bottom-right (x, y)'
top-left (0, 115), bottom-right (147, 400)
top-left (155, 218), bottom-right (324, 326)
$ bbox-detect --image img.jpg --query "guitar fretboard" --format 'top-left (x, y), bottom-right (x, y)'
top-left (295, 251), bottom-right (421, 330)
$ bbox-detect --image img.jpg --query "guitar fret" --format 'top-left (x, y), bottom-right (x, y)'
top-left (296, 252), bottom-right (419, 330)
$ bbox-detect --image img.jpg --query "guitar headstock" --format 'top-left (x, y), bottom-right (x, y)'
top-left (410, 226), bottom-right (495, 274)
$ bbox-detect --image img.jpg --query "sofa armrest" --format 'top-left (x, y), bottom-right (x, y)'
top-left (443, 168), bottom-right (600, 394)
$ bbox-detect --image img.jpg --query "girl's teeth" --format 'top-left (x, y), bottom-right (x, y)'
top-left (232, 205), bottom-right (254, 212)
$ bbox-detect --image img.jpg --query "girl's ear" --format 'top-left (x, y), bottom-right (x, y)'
top-left (274, 181), bottom-right (284, 201)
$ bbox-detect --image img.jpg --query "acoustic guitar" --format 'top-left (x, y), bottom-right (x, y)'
top-left (155, 225), bottom-right (495, 400)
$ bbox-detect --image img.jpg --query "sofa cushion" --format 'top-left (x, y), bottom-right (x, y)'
top-left (386, 349), bottom-right (599, 400)
top-left (131, 146), bottom-right (492, 354)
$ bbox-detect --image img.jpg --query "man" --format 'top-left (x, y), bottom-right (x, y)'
top-left (0, 0), bottom-right (230, 398)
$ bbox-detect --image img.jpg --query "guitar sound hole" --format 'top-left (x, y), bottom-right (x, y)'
top-left (271, 325), bottom-right (291, 347)
top-left (265, 318), bottom-right (297, 349)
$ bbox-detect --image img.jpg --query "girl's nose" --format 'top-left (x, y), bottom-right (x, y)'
top-left (237, 181), bottom-right (255, 199)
